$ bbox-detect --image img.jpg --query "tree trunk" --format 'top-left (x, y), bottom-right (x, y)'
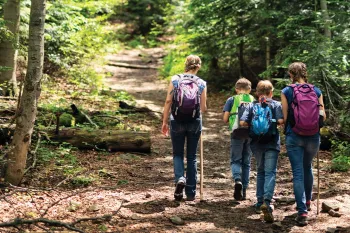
top-left (0, 0), bottom-right (20, 96)
top-left (5, 0), bottom-right (46, 185)
top-left (237, 14), bottom-right (244, 78)
top-left (49, 129), bottom-right (151, 152)
top-left (320, 0), bottom-right (331, 39)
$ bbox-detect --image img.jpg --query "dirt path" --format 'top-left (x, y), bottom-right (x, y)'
top-left (102, 48), bottom-right (350, 233)
top-left (1, 47), bottom-right (349, 233)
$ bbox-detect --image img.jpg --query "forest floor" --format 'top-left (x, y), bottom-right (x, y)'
top-left (1, 46), bottom-right (350, 233)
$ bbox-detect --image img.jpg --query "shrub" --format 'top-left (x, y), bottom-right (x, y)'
top-left (331, 140), bottom-right (350, 172)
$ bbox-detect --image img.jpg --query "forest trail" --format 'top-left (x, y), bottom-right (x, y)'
top-left (1, 47), bottom-right (349, 233)
top-left (102, 48), bottom-right (350, 232)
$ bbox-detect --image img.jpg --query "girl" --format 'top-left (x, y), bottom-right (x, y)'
top-left (161, 55), bottom-right (207, 201)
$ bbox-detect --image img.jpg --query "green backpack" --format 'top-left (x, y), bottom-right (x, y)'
top-left (229, 94), bottom-right (255, 139)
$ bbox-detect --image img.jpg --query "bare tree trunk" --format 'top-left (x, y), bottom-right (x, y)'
top-left (266, 36), bottom-right (271, 80)
top-left (0, 0), bottom-right (20, 96)
top-left (320, 0), bottom-right (331, 38)
top-left (5, 0), bottom-right (46, 185)
top-left (237, 24), bottom-right (244, 78)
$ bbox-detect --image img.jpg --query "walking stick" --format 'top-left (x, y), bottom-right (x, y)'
top-left (317, 151), bottom-right (320, 215)
top-left (200, 132), bottom-right (204, 201)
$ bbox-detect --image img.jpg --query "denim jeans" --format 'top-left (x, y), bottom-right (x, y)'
top-left (252, 148), bottom-right (278, 205)
top-left (170, 119), bottom-right (202, 197)
top-left (286, 131), bottom-right (320, 215)
top-left (230, 137), bottom-right (252, 189)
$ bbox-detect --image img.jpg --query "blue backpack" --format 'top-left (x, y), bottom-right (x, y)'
top-left (250, 101), bottom-right (277, 144)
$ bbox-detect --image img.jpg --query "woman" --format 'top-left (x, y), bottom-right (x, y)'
top-left (161, 55), bottom-right (207, 201)
top-left (281, 62), bottom-right (326, 226)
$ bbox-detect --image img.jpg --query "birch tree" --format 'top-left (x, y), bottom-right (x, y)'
top-left (5, 0), bottom-right (46, 185)
top-left (0, 0), bottom-right (20, 96)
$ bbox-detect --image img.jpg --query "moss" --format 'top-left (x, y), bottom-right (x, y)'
top-left (60, 113), bottom-right (75, 127)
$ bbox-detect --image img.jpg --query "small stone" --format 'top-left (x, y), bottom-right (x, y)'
top-left (328, 209), bottom-right (342, 217)
top-left (322, 201), bottom-right (340, 212)
top-left (272, 221), bottom-right (283, 228)
top-left (326, 227), bottom-right (342, 233)
top-left (131, 214), bottom-right (141, 220)
top-left (145, 193), bottom-right (151, 198)
top-left (68, 201), bottom-right (81, 212)
top-left (118, 222), bottom-right (127, 227)
top-left (213, 172), bottom-right (226, 178)
top-left (88, 204), bottom-right (100, 212)
top-left (170, 216), bottom-right (184, 225)
top-left (276, 197), bottom-right (295, 204)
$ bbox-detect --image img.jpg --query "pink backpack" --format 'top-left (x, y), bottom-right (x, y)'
top-left (289, 84), bottom-right (320, 135)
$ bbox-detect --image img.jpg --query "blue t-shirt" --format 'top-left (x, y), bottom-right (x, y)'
top-left (281, 84), bottom-right (322, 135)
top-left (223, 97), bottom-right (234, 113)
top-left (240, 100), bottom-right (284, 151)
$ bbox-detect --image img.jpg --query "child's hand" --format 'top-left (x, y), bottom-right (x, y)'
top-left (161, 123), bottom-right (169, 136)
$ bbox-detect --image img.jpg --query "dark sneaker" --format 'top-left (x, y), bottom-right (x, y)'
top-left (295, 213), bottom-right (308, 226)
top-left (242, 188), bottom-right (247, 200)
top-left (174, 177), bottom-right (186, 201)
top-left (254, 203), bottom-right (262, 214)
top-left (306, 200), bottom-right (311, 211)
top-left (234, 180), bottom-right (243, 201)
top-left (185, 196), bottom-right (195, 201)
top-left (261, 203), bottom-right (274, 223)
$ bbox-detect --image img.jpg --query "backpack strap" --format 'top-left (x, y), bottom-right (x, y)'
top-left (230, 94), bottom-right (242, 115)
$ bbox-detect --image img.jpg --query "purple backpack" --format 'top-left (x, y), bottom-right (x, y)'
top-left (171, 75), bottom-right (201, 122)
top-left (289, 84), bottom-right (320, 135)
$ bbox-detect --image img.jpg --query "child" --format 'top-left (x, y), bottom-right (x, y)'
top-left (240, 80), bottom-right (284, 223)
top-left (223, 78), bottom-right (254, 201)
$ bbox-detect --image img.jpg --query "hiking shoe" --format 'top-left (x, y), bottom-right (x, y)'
top-left (306, 200), bottom-right (311, 211)
top-left (185, 196), bottom-right (195, 201)
top-left (254, 203), bottom-right (262, 214)
top-left (295, 213), bottom-right (308, 226)
top-left (261, 203), bottom-right (274, 223)
top-left (233, 180), bottom-right (243, 201)
top-left (174, 177), bottom-right (186, 201)
top-left (242, 188), bottom-right (247, 200)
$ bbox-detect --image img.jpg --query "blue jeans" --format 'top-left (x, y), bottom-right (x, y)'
top-left (170, 119), bottom-right (202, 198)
top-left (252, 148), bottom-right (278, 205)
top-left (286, 132), bottom-right (320, 215)
top-left (230, 137), bottom-right (252, 189)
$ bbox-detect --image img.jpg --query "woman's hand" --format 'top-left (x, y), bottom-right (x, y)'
top-left (162, 123), bottom-right (169, 136)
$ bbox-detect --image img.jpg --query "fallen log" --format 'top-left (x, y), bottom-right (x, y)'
top-left (48, 128), bottom-right (151, 153)
top-left (107, 61), bottom-right (157, 69)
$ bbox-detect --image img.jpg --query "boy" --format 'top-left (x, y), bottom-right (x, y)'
top-left (240, 80), bottom-right (284, 223)
top-left (223, 78), bottom-right (254, 201)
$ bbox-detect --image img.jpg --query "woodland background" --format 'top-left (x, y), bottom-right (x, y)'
top-left (0, 0), bottom-right (349, 232)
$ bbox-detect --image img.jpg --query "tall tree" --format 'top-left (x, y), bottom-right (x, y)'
top-left (5, 0), bottom-right (46, 185)
top-left (0, 0), bottom-right (20, 96)
top-left (320, 0), bottom-right (331, 38)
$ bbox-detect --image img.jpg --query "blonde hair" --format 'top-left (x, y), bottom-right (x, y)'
top-left (288, 62), bottom-right (308, 83)
top-left (185, 55), bottom-right (201, 72)
top-left (256, 80), bottom-right (274, 96)
top-left (235, 78), bottom-right (251, 91)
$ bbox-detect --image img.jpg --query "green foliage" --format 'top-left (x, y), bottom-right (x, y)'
top-left (37, 143), bottom-right (77, 166)
top-left (71, 175), bottom-right (95, 187)
top-left (167, 0), bottom-right (350, 100)
top-left (331, 140), bottom-right (350, 172)
top-left (60, 113), bottom-right (75, 127)
top-left (0, 18), bottom-right (13, 43)
top-left (114, 90), bottom-right (134, 102)
top-left (122, 0), bottom-right (171, 36)
top-left (338, 110), bottom-right (350, 134)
